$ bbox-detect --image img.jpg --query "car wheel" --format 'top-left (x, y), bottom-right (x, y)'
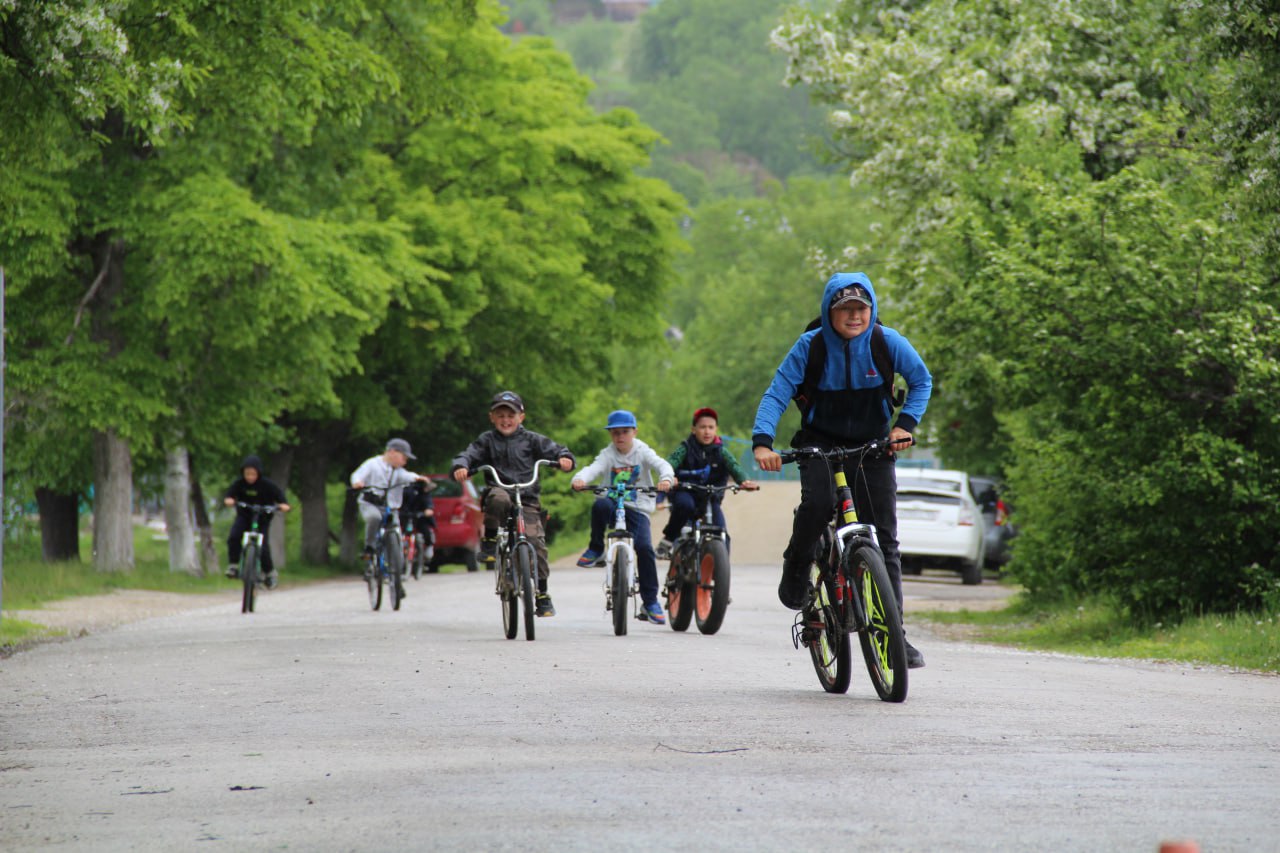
top-left (961, 558), bottom-right (983, 585)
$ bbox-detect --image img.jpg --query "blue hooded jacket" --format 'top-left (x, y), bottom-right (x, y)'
top-left (752, 272), bottom-right (932, 448)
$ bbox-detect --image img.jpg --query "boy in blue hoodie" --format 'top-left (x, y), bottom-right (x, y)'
top-left (751, 273), bottom-right (932, 668)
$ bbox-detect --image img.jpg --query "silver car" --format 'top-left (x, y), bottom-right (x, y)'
top-left (896, 468), bottom-right (986, 585)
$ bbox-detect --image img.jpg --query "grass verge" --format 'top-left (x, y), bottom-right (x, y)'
top-left (917, 593), bottom-right (1280, 672)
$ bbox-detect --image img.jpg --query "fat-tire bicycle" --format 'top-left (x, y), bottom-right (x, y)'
top-left (469, 460), bottom-right (556, 641)
top-left (352, 484), bottom-right (406, 612)
top-left (586, 478), bottom-right (661, 637)
top-left (780, 441), bottom-right (909, 702)
top-left (234, 502), bottom-right (277, 614)
top-left (663, 483), bottom-right (751, 635)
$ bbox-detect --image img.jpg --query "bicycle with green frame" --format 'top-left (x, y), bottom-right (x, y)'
top-left (233, 502), bottom-right (277, 614)
top-left (779, 441), bottom-right (909, 702)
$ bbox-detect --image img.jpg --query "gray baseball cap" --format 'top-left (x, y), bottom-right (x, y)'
top-left (386, 438), bottom-right (416, 459)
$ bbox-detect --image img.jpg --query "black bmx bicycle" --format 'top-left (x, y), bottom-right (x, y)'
top-left (470, 460), bottom-right (556, 641)
top-left (663, 483), bottom-right (749, 635)
top-left (780, 441), bottom-right (909, 702)
top-left (353, 484), bottom-right (406, 612)
top-left (234, 502), bottom-right (277, 614)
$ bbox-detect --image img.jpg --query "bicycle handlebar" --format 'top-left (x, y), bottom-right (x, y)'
top-left (235, 502), bottom-right (279, 515)
top-left (473, 458), bottom-right (557, 492)
top-left (587, 484), bottom-right (662, 497)
top-left (777, 437), bottom-right (908, 465)
top-left (673, 482), bottom-right (745, 495)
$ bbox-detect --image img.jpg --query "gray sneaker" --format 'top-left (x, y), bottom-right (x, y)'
top-left (263, 570), bottom-right (278, 590)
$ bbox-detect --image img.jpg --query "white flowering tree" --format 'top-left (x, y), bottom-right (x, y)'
top-left (772, 0), bottom-right (1280, 616)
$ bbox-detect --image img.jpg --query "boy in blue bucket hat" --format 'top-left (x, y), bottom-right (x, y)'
top-left (572, 410), bottom-right (676, 624)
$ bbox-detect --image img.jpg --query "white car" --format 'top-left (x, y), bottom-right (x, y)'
top-left (895, 468), bottom-right (986, 585)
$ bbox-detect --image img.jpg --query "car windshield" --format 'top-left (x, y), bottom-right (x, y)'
top-left (897, 477), bottom-right (963, 494)
top-left (430, 478), bottom-right (463, 498)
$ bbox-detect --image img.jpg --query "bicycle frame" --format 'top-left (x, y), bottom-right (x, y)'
top-left (473, 460), bottom-right (555, 641)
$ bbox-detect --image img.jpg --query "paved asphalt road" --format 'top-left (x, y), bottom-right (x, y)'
top-left (2, 557), bottom-right (1278, 852)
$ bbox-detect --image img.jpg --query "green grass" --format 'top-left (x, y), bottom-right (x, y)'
top-left (918, 594), bottom-right (1280, 672)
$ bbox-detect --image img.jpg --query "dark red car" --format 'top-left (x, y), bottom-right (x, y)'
top-left (427, 474), bottom-right (483, 572)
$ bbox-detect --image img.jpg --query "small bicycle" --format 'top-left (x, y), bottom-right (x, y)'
top-left (401, 481), bottom-right (435, 581)
top-left (587, 477), bottom-right (661, 636)
top-left (663, 483), bottom-right (749, 635)
top-left (352, 484), bottom-right (406, 612)
top-left (234, 502), bottom-right (277, 614)
top-left (470, 460), bottom-right (556, 641)
top-left (780, 441), bottom-right (909, 702)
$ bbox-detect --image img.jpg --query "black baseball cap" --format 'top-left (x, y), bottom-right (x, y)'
top-left (490, 391), bottom-right (525, 413)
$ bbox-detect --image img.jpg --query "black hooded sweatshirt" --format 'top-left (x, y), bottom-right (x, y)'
top-left (223, 455), bottom-right (287, 522)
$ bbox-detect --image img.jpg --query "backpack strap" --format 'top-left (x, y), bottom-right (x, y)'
top-left (793, 318), bottom-right (903, 415)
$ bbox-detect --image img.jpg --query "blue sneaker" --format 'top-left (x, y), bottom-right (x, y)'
top-left (642, 601), bottom-right (666, 625)
top-left (576, 549), bottom-right (603, 568)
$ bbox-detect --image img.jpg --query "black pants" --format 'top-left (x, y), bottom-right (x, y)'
top-left (784, 442), bottom-right (902, 609)
top-left (228, 516), bottom-right (274, 572)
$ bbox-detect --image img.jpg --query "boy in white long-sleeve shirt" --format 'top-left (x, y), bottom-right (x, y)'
top-left (350, 438), bottom-right (430, 593)
top-left (572, 410), bottom-right (675, 624)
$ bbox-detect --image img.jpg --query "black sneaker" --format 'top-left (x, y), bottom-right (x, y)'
top-left (777, 562), bottom-right (809, 610)
top-left (905, 640), bottom-right (925, 669)
top-left (263, 570), bottom-right (278, 590)
top-left (225, 565), bottom-right (240, 579)
top-left (656, 538), bottom-right (673, 559)
top-left (479, 538), bottom-right (498, 565)
top-left (535, 593), bottom-right (556, 617)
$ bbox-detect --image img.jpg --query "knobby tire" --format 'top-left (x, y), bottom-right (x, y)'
top-left (500, 551), bottom-right (518, 639)
top-left (849, 545), bottom-right (908, 702)
top-left (241, 543), bottom-right (258, 614)
top-left (807, 566), bottom-right (852, 694)
top-left (612, 548), bottom-right (631, 636)
top-left (384, 529), bottom-right (404, 611)
top-left (516, 543), bottom-right (536, 641)
top-left (665, 547), bottom-right (694, 632)
top-left (694, 538), bottom-right (731, 635)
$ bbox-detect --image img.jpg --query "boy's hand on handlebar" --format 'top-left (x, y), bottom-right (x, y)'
top-left (754, 446), bottom-right (781, 473)
top-left (571, 479), bottom-right (587, 491)
top-left (558, 457), bottom-right (574, 472)
top-left (351, 480), bottom-right (364, 490)
top-left (887, 428), bottom-right (915, 452)
top-left (452, 468), bottom-right (468, 483)
top-left (741, 480), bottom-right (760, 491)
top-left (277, 503), bottom-right (291, 512)
top-left (657, 479), bottom-right (673, 493)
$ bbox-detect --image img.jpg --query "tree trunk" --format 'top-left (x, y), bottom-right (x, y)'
top-left (298, 440), bottom-right (332, 566)
top-left (35, 488), bottom-right (81, 562)
top-left (189, 469), bottom-right (220, 577)
top-left (267, 448), bottom-right (293, 569)
top-left (163, 446), bottom-right (200, 574)
top-left (92, 429), bottom-right (134, 572)
top-left (340, 489), bottom-right (359, 565)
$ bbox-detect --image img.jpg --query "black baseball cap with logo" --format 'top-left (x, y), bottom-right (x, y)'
top-left (490, 391), bottom-right (525, 413)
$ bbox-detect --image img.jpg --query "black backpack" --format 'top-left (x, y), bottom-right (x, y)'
top-left (793, 317), bottom-right (905, 415)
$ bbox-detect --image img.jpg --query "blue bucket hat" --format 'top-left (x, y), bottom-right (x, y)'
top-left (605, 410), bottom-right (638, 430)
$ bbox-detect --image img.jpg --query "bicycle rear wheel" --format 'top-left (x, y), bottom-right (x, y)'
top-left (515, 543), bottom-right (536, 641)
top-left (665, 548), bottom-right (694, 632)
top-left (849, 545), bottom-right (908, 702)
top-left (499, 552), bottom-right (518, 639)
top-left (411, 533), bottom-right (426, 580)
top-left (241, 543), bottom-right (258, 614)
top-left (611, 549), bottom-right (630, 636)
top-left (384, 530), bottom-right (404, 611)
top-left (806, 566), bottom-right (851, 693)
top-left (694, 538), bottom-right (731, 635)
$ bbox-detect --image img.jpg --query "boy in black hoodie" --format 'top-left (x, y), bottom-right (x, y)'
top-left (223, 456), bottom-right (291, 587)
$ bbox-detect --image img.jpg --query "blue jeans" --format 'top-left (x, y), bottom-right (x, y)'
top-left (661, 490), bottom-right (726, 543)
top-left (589, 498), bottom-right (659, 606)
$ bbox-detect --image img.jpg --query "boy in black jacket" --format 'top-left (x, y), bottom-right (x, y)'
top-left (223, 455), bottom-right (291, 587)
top-left (451, 391), bottom-right (575, 616)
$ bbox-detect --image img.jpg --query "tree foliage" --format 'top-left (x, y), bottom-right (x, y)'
top-left (770, 0), bottom-right (1280, 617)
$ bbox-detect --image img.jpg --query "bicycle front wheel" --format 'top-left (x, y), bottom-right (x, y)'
top-left (367, 561), bottom-right (383, 611)
top-left (384, 530), bottom-right (404, 611)
top-left (515, 543), bottom-right (536, 641)
top-left (241, 543), bottom-right (258, 614)
top-left (411, 533), bottom-right (426, 580)
top-left (665, 549), bottom-right (694, 632)
top-left (499, 552), bottom-right (518, 639)
top-left (694, 538), bottom-right (731, 635)
top-left (611, 549), bottom-right (630, 636)
top-left (849, 545), bottom-right (908, 702)
top-left (807, 566), bottom-right (852, 693)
